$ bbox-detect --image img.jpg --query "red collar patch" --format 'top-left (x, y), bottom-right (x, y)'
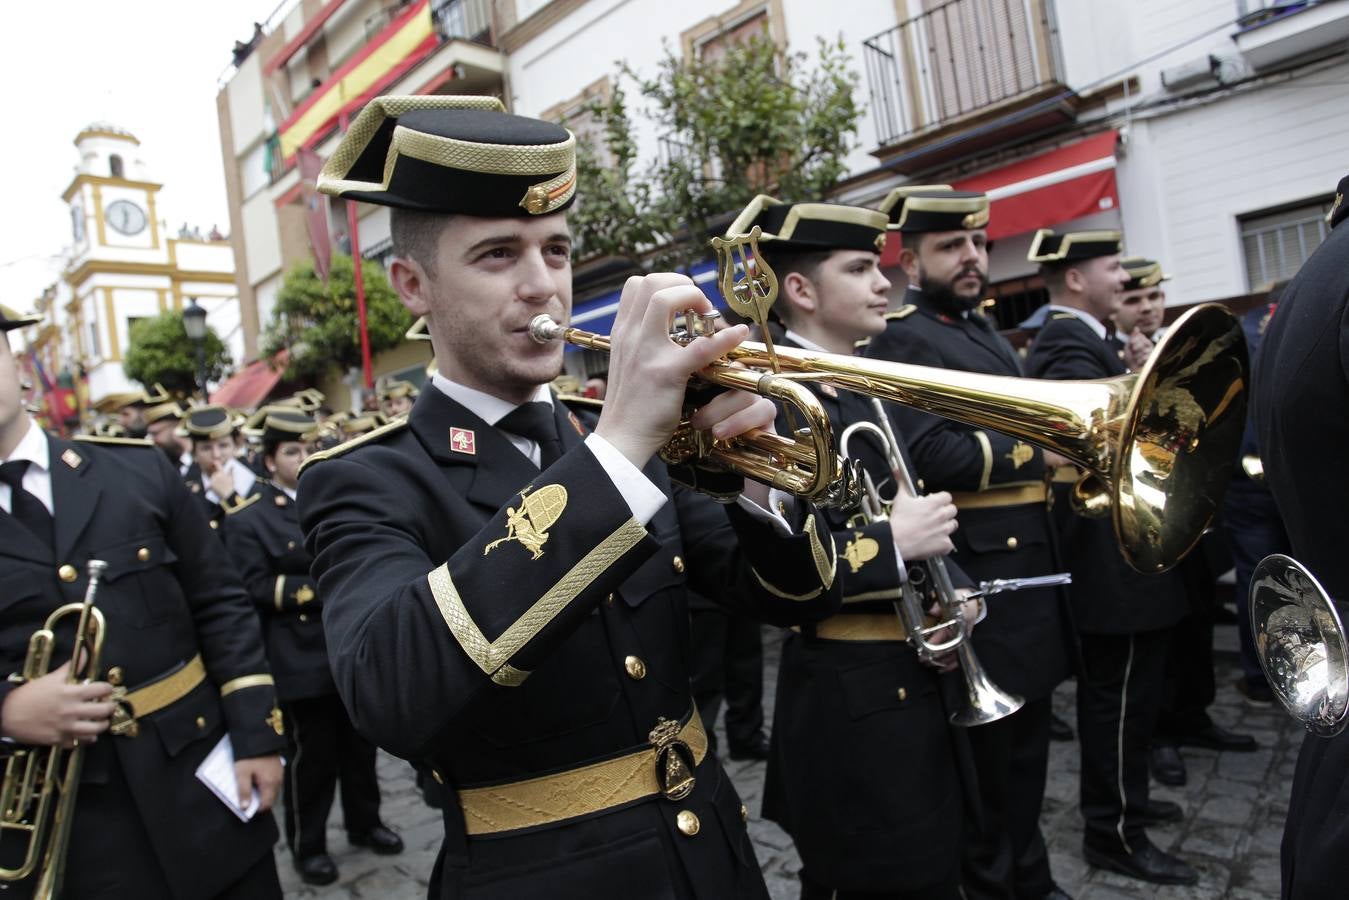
top-left (449, 427), bottom-right (476, 455)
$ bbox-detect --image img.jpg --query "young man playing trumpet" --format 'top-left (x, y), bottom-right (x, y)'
top-left (724, 194), bottom-right (980, 900)
top-left (298, 95), bottom-right (843, 899)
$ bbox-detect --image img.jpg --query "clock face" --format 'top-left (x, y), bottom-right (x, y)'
top-left (106, 199), bottom-right (147, 236)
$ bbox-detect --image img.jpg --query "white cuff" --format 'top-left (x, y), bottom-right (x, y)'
top-left (734, 487), bottom-right (796, 537)
top-left (584, 433), bottom-right (667, 526)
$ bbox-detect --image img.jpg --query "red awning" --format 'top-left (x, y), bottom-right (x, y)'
top-left (954, 130), bottom-right (1120, 240)
top-left (211, 350), bottom-right (289, 409)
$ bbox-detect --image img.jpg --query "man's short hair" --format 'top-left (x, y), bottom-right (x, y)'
top-left (1039, 262), bottom-right (1070, 293)
top-left (390, 208), bottom-right (453, 276)
top-left (760, 245), bottom-right (834, 326)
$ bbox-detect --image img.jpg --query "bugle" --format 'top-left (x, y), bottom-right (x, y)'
top-left (1249, 554), bottom-right (1348, 736)
top-left (0, 559), bottom-right (110, 899)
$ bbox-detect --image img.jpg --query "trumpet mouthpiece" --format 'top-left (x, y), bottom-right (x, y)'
top-left (529, 315), bottom-right (563, 344)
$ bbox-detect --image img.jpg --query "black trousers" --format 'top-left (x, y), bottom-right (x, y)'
top-left (1155, 553), bottom-right (1219, 740)
top-left (283, 692), bottom-right (383, 858)
top-left (1222, 485), bottom-right (1289, 686)
top-left (690, 608), bottom-right (765, 753)
top-left (1077, 629), bottom-right (1169, 852)
top-left (1284, 729), bottom-right (1349, 898)
top-left (800, 869), bottom-right (960, 900)
top-left (961, 697), bottom-right (1055, 900)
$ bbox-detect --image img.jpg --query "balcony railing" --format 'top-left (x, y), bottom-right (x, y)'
top-left (863, 0), bottom-right (1062, 148)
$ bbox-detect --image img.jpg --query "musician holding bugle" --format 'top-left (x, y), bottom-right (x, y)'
top-left (296, 96), bottom-right (844, 900)
top-left (715, 194), bottom-right (989, 900)
top-left (1251, 174), bottom-right (1349, 900)
top-left (0, 303), bottom-right (285, 898)
top-left (864, 187), bottom-right (1076, 900)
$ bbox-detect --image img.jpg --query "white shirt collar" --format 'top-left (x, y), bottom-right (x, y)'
top-left (1047, 305), bottom-right (1108, 340)
top-left (429, 373), bottom-right (552, 424)
top-left (783, 329), bottom-right (830, 354)
top-left (3, 419), bottom-right (50, 473)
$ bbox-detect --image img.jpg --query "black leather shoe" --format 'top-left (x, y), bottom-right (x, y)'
top-left (1175, 722), bottom-right (1258, 753)
top-left (350, 824), bottom-right (404, 855)
top-left (1138, 797), bottom-right (1184, 827)
top-left (1150, 744), bottom-right (1187, 787)
top-left (1048, 712), bottom-right (1074, 742)
top-left (727, 733), bottom-right (771, 761)
top-left (295, 853), bottom-right (339, 886)
top-left (1083, 836), bottom-right (1198, 885)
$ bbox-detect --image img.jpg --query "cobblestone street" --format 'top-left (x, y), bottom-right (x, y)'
top-left (277, 620), bottom-right (1300, 899)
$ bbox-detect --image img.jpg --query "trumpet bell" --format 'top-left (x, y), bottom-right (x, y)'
top-left (950, 645), bottom-right (1025, 727)
top-left (1112, 303), bottom-right (1249, 574)
top-left (1250, 554), bottom-right (1349, 736)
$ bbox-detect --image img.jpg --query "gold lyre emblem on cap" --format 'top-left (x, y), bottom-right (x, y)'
top-left (483, 484), bottom-right (568, 560)
top-left (843, 532), bottom-right (880, 574)
top-left (1007, 442), bottom-right (1034, 470)
top-left (648, 717), bottom-right (696, 801)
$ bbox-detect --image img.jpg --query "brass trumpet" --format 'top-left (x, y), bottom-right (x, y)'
top-left (1249, 555), bottom-right (1347, 735)
top-left (840, 402), bottom-right (1024, 726)
top-left (532, 298), bottom-right (1248, 574)
top-left (1, 559), bottom-right (110, 898)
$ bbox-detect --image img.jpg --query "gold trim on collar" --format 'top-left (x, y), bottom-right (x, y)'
top-left (300, 418), bottom-right (409, 472)
top-left (428, 518), bottom-right (648, 679)
top-left (219, 674), bottom-right (275, 697)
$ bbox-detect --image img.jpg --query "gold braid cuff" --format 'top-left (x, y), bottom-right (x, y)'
top-left (219, 674), bottom-right (275, 697)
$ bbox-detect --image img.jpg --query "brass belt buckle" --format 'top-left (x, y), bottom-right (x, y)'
top-left (648, 717), bottom-right (696, 801)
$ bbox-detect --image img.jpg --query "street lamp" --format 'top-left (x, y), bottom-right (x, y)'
top-left (182, 297), bottom-right (208, 400)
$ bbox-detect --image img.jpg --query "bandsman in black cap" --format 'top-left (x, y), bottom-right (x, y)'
top-left (298, 95), bottom-right (842, 899)
top-left (224, 407), bottom-right (402, 885)
top-left (0, 303), bottom-right (286, 897)
top-left (728, 194), bottom-right (981, 900)
top-left (142, 395), bottom-right (190, 473)
top-left (378, 379), bottom-right (419, 418)
top-left (1253, 172), bottom-right (1349, 899)
top-left (1107, 257), bottom-right (1169, 367)
top-left (864, 187), bottom-right (1077, 900)
top-left (1025, 230), bottom-right (1196, 886)
top-left (180, 404), bottom-right (262, 532)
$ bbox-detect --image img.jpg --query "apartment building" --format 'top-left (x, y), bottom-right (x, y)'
top-left (217, 0), bottom-right (1349, 395)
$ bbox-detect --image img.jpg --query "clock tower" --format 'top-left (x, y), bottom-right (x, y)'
top-left (57, 123), bottom-right (239, 406)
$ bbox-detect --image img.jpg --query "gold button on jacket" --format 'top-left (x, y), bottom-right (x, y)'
top-left (137, 547), bottom-right (151, 562)
top-left (58, 564), bottom-right (78, 583)
top-left (624, 655), bottom-right (646, 680)
top-left (676, 810), bottom-right (700, 836)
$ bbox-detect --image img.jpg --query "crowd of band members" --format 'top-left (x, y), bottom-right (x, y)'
top-left (0, 89), bottom-right (1335, 900)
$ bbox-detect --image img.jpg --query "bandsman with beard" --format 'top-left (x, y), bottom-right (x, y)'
top-left (864, 187), bottom-right (1076, 900)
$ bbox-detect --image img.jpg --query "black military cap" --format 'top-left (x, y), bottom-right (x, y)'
top-left (317, 95), bottom-right (576, 217)
top-left (726, 194), bottom-right (890, 254)
top-left (1, 303), bottom-right (41, 332)
top-left (177, 404), bottom-right (237, 441)
top-left (92, 391), bottom-right (145, 415)
top-left (272, 388), bottom-right (326, 414)
top-left (1329, 174), bottom-right (1348, 230)
top-left (243, 406), bottom-right (318, 446)
top-left (341, 412), bottom-right (388, 437)
top-left (143, 399), bottom-right (184, 425)
top-left (877, 185), bottom-right (990, 234)
top-left (378, 379), bottom-right (419, 402)
top-left (1027, 228), bottom-right (1123, 264)
top-left (1120, 257), bottom-right (1170, 291)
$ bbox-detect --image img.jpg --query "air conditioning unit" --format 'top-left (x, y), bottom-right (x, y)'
top-left (1161, 55), bottom-right (1220, 91)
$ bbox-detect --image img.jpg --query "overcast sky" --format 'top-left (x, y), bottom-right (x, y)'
top-left (1, 0), bottom-right (288, 307)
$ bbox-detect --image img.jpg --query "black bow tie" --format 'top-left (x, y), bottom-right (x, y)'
top-left (497, 403), bottom-right (563, 469)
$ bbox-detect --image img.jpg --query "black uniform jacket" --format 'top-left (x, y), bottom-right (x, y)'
top-left (297, 386), bottom-right (841, 899)
top-left (224, 481), bottom-right (332, 702)
top-left (760, 337), bottom-right (975, 893)
top-left (1252, 216), bottom-right (1349, 900)
top-left (0, 435), bottom-right (284, 900)
top-left (1025, 311), bottom-right (1186, 635)
top-left (184, 459), bottom-right (263, 534)
top-left (865, 289), bottom-right (1074, 698)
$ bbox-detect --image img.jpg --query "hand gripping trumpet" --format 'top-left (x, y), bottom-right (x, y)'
top-left (1, 559), bottom-right (110, 898)
top-left (530, 230), bottom-right (1249, 574)
top-left (841, 400), bottom-right (1039, 726)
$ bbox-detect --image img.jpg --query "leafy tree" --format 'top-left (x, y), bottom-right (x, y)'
top-left (260, 253), bottom-right (412, 381)
top-left (569, 33), bottom-right (862, 273)
top-left (123, 312), bottom-right (232, 397)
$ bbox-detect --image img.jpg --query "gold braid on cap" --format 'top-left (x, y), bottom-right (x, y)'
top-left (317, 94), bottom-right (577, 215)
